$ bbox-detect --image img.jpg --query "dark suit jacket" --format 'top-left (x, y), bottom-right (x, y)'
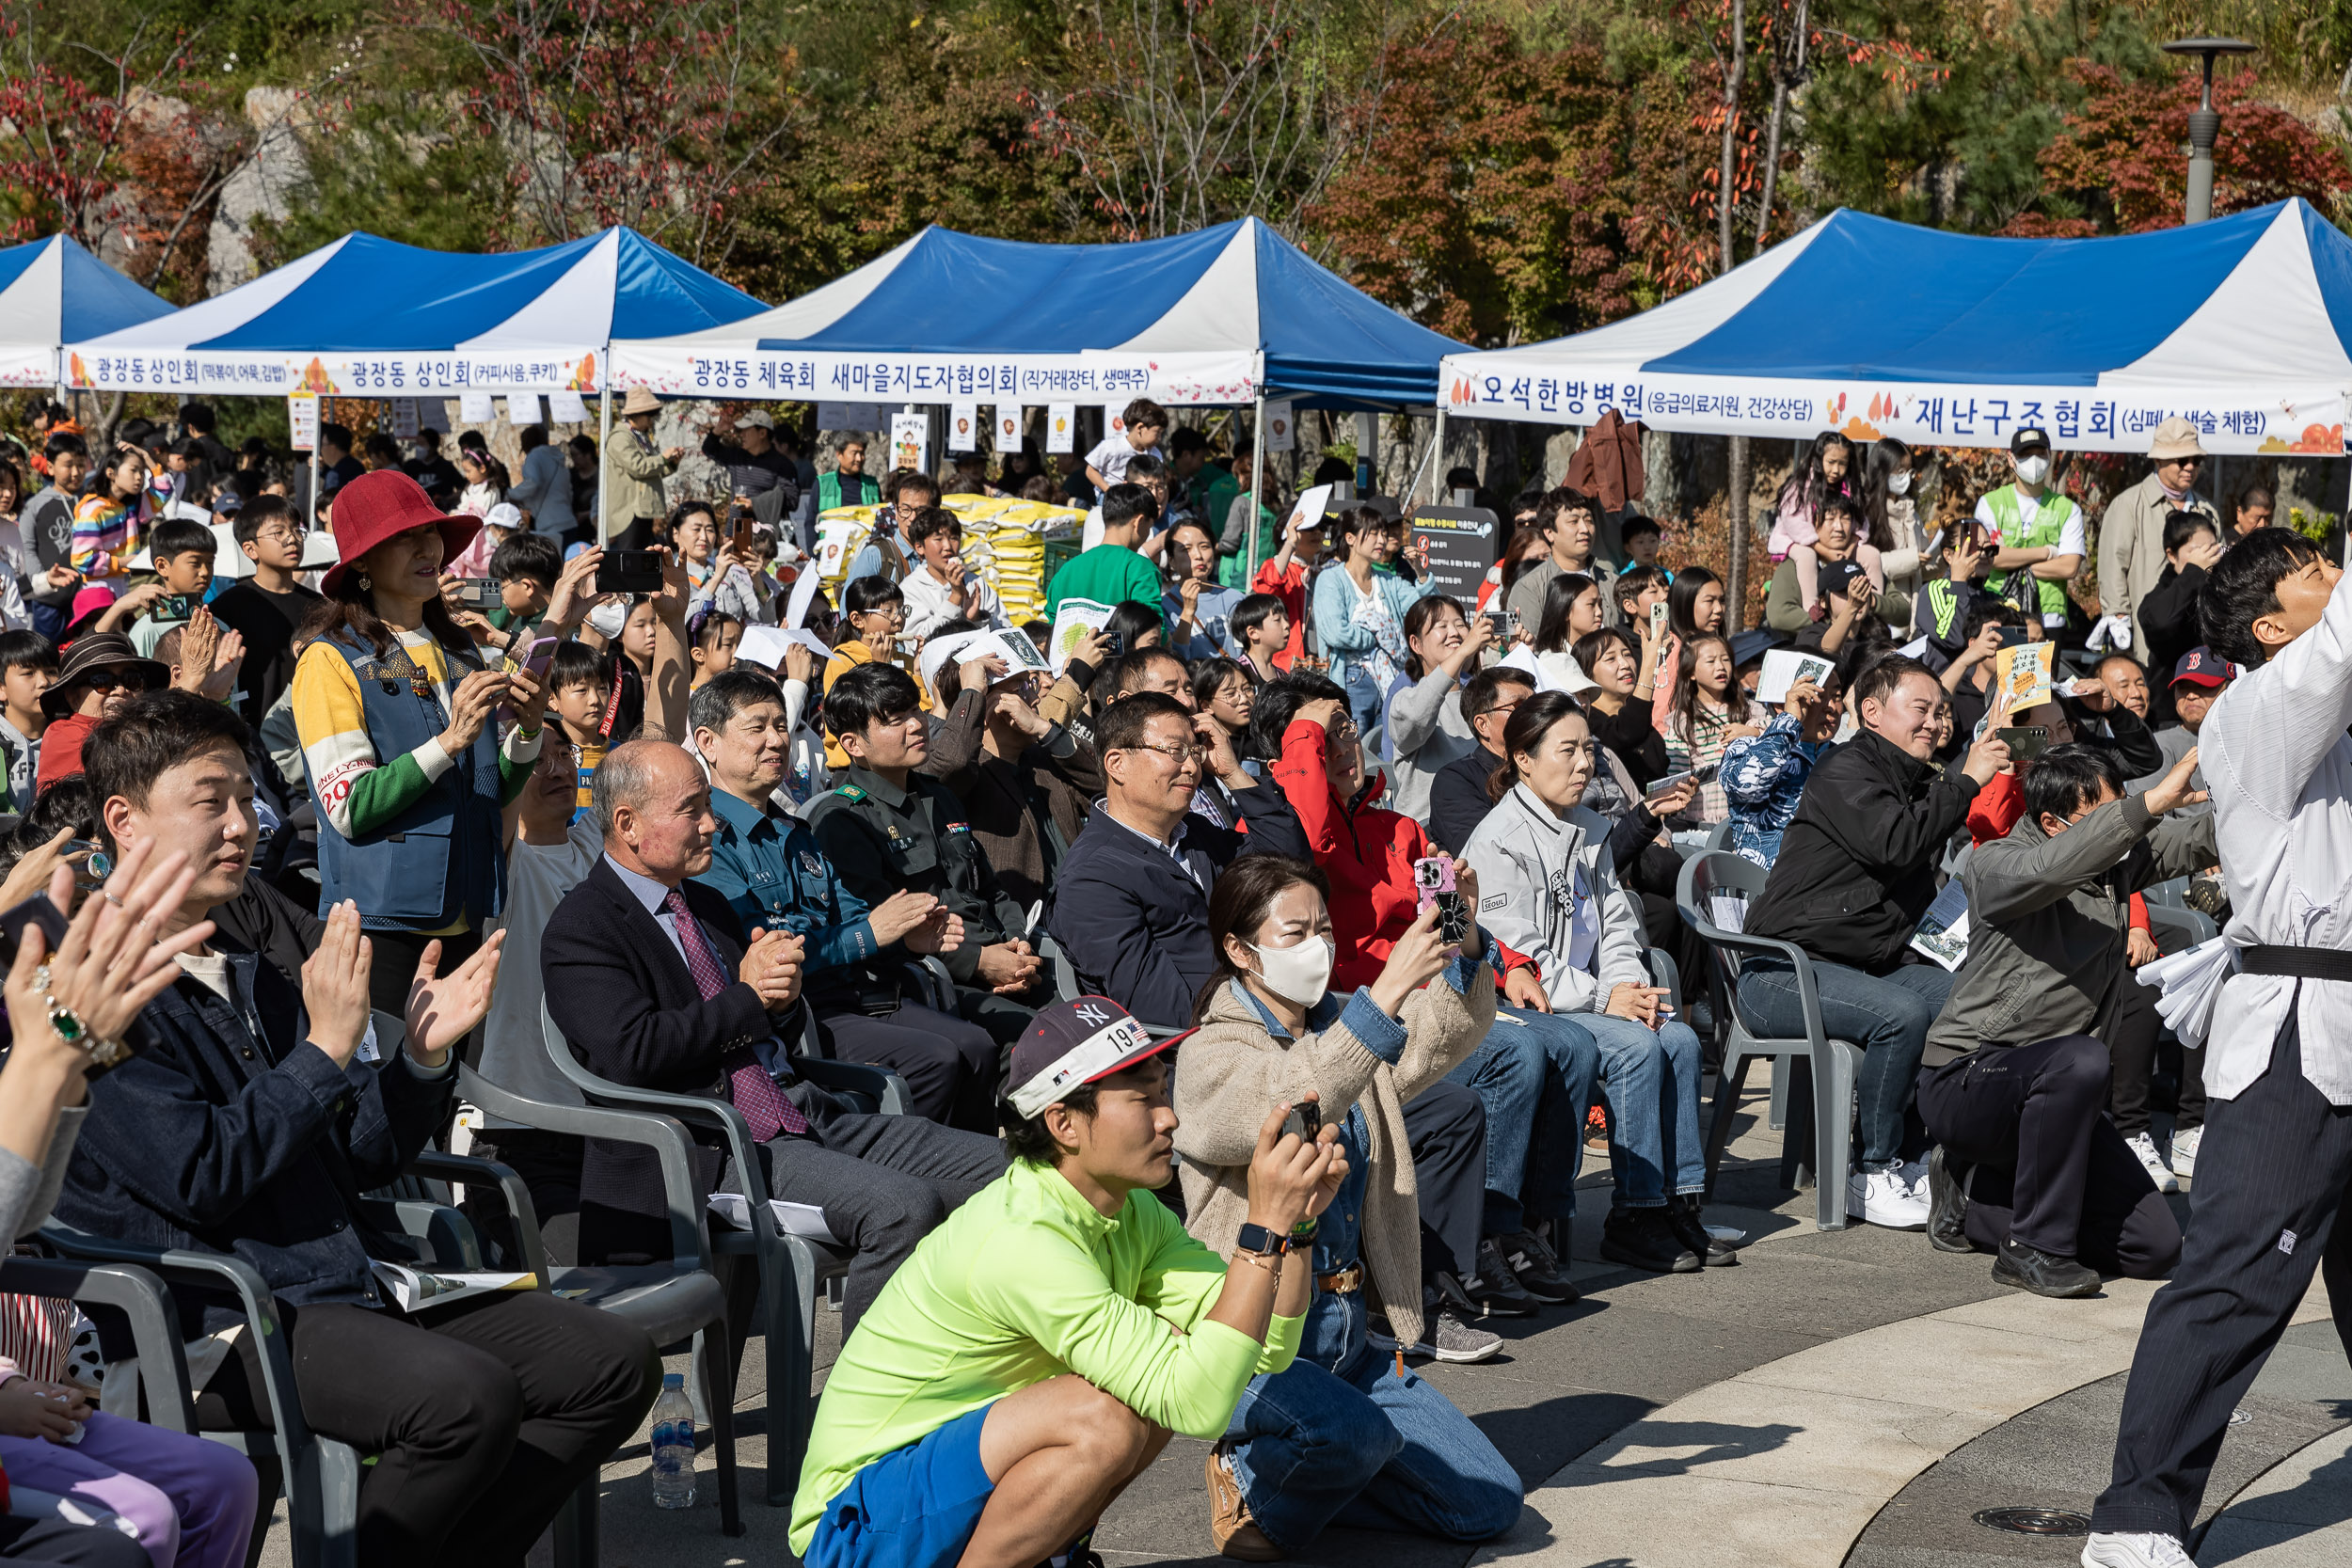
top-left (540, 858), bottom-right (782, 1237)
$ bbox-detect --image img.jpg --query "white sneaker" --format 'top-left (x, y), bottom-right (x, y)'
top-left (2127, 1131), bottom-right (2180, 1194)
top-left (1847, 1166), bottom-right (1930, 1229)
top-left (2082, 1530), bottom-right (2196, 1567)
top-left (1898, 1157), bottom-right (1931, 1199)
top-left (2169, 1125), bottom-right (2201, 1180)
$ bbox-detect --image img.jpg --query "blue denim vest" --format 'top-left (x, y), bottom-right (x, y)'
top-left (310, 630), bottom-right (505, 928)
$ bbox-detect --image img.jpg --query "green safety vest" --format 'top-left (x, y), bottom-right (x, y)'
top-left (1983, 484), bottom-right (2079, 621)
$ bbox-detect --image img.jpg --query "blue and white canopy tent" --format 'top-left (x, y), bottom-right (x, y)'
top-left (59, 226), bottom-right (764, 398)
top-left (612, 217), bottom-right (1462, 410)
top-left (1440, 198), bottom-right (2352, 456)
top-left (0, 235), bottom-right (174, 388)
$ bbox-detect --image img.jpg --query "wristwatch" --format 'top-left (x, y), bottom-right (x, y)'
top-left (1234, 1223), bottom-right (1296, 1259)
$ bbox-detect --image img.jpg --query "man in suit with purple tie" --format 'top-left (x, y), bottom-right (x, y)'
top-left (542, 738), bottom-right (1005, 1329)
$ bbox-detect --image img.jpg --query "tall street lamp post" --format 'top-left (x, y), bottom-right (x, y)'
top-left (2162, 37), bottom-right (2259, 224)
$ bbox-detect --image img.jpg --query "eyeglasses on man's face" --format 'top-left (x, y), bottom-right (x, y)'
top-left (1123, 739), bottom-right (1209, 768)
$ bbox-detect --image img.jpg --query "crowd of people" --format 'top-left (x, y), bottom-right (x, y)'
top-left (0, 393), bottom-right (2330, 1568)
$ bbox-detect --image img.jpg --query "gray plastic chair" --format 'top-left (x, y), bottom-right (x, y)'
top-left (1676, 849), bottom-right (1865, 1229)
top-left (1038, 930), bottom-right (1083, 1002)
top-left (0, 1257), bottom-right (194, 1435)
top-left (536, 999), bottom-right (903, 1506)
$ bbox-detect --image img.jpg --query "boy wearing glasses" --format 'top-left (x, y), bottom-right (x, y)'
top-left (208, 495), bottom-right (324, 725)
top-left (2098, 419), bottom-right (2218, 655)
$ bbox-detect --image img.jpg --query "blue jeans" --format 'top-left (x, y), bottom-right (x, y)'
top-left (1443, 1006), bottom-right (1597, 1233)
top-left (1340, 660), bottom-right (1385, 738)
top-left (1580, 1011), bottom-right (1706, 1207)
top-left (1735, 957), bottom-right (1952, 1167)
top-left (1225, 1288), bottom-right (1522, 1547)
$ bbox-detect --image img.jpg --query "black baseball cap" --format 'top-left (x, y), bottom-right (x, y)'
top-left (2010, 426), bottom-right (2051, 455)
top-left (1004, 997), bottom-right (1187, 1117)
top-left (1819, 558), bottom-right (1868, 602)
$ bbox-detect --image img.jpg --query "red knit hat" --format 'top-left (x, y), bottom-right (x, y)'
top-left (321, 469), bottom-right (481, 596)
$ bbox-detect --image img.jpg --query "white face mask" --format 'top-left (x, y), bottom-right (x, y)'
top-left (2016, 454), bottom-right (2052, 486)
top-left (1886, 472), bottom-right (1912, 497)
top-left (1249, 936), bottom-right (1334, 1007)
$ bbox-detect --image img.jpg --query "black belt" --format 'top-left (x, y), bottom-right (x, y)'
top-left (2240, 945), bottom-right (2352, 984)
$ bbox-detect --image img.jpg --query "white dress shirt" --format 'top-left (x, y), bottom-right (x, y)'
top-left (2202, 563), bottom-right (2352, 1104)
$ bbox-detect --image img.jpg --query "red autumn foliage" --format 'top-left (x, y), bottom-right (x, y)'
top-left (2004, 63), bottom-right (2352, 236)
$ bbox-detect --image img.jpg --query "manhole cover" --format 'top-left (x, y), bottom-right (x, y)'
top-left (1974, 1507), bottom-right (2091, 1536)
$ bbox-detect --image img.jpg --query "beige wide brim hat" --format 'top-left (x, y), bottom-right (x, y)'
top-left (2147, 417), bottom-right (2205, 461)
top-left (621, 388), bottom-right (662, 417)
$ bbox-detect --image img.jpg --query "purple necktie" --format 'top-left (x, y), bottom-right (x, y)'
top-left (663, 887), bottom-right (806, 1141)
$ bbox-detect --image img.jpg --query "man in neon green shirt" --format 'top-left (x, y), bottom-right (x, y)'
top-left (791, 996), bottom-right (1343, 1568)
top-left (1044, 483), bottom-right (1166, 634)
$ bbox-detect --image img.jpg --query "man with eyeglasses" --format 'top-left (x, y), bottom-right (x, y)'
top-left (1428, 667), bottom-right (1537, 856)
top-left (1044, 690), bottom-right (1309, 1032)
top-left (208, 494), bottom-right (326, 726)
top-left (2098, 419), bottom-right (2217, 656)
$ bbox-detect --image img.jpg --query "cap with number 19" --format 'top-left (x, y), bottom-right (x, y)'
top-left (1004, 997), bottom-right (1190, 1117)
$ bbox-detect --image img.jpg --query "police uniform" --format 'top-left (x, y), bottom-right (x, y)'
top-left (694, 784), bottom-right (1000, 1132)
top-left (805, 765), bottom-right (1044, 1062)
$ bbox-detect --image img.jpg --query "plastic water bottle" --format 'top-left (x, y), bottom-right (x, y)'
top-left (649, 1371), bottom-right (696, 1509)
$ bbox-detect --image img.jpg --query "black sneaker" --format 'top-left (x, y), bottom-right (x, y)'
top-left (1668, 1196), bottom-right (1740, 1267)
top-left (1599, 1205), bottom-right (1701, 1273)
top-left (1496, 1227), bottom-right (1579, 1303)
top-left (1927, 1145), bottom-right (1972, 1254)
top-left (1991, 1237), bottom-right (2100, 1298)
top-left (1440, 1252), bottom-right (1537, 1318)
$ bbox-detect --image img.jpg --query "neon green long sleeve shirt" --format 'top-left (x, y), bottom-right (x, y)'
top-left (789, 1157), bottom-right (1303, 1552)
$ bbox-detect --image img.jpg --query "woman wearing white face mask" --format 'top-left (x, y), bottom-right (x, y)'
top-left (1866, 437), bottom-right (1934, 610)
top-left (1171, 855), bottom-right (1526, 1557)
top-left (1463, 693), bottom-right (1731, 1273)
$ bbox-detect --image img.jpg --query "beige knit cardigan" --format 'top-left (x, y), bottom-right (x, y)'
top-left (1171, 968), bottom-right (1496, 1354)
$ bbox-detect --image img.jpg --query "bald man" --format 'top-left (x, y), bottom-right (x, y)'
top-left (539, 739), bottom-right (1005, 1323)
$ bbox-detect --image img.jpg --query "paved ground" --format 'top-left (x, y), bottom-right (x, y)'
top-left (246, 1088), bottom-right (2352, 1568)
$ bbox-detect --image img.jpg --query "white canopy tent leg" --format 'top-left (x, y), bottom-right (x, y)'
top-left (1431, 408), bottom-right (1449, 505)
top-left (597, 385), bottom-right (613, 543)
top-left (1247, 392), bottom-right (1267, 581)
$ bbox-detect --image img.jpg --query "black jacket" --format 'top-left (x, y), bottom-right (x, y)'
top-left (56, 944), bottom-right (453, 1339)
top-left (700, 434), bottom-right (801, 506)
top-left (1744, 728), bottom-right (1979, 973)
top-left (542, 858), bottom-right (829, 1242)
top-left (1428, 750), bottom-right (1502, 856)
top-left (2137, 562), bottom-right (2206, 723)
top-left (1043, 780), bottom-right (1309, 1030)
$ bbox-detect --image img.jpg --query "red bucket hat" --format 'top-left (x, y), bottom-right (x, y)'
top-left (321, 469), bottom-right (482, 596)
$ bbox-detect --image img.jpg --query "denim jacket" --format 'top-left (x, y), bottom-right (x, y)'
top-left (1720, 713), bottom-right (1828, 868)
top-left (54, 945), bottom-right (454, 1340)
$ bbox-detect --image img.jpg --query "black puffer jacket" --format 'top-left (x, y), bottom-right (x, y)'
top-left (1743, 727), bottom-right (1979, 973)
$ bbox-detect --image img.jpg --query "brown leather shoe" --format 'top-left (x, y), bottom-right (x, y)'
top-left (1205, 1445), bottom-right (1283, 1560)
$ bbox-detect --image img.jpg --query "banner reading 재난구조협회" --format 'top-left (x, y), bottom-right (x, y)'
top-left (607, 346), bottom-right (1263, 407)
top-left (1435, 359), bottom-right (2352, 457)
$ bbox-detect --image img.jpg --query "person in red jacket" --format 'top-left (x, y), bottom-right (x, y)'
top-left (1248, 508), bottom-right (1325, 672)
top-left (1257, 669), bottom-right (1688, 1285)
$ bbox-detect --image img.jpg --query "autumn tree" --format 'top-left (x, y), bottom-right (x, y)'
top-left (1312, 25), bottom-right (1630, 345)
top-left (2006, 64), bottom-right (2352, 236)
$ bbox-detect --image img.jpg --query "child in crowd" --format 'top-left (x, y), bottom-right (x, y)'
top-left (489, 531), bottom-right (563, 645)
top-left (544, 637), bottom-right (641, 818)
top-left (72, 443), bottom-right (155, 581)
top-left (1621, 514), bottom-right (1666, 575)
top-left (823, 576), bottom-right (926, 768)
top-left (1665, 631), bottom-right (1759, 828)
top-left (1771, 431), bottom-right (1881, 612)
top-left (126, 517), bottom-right (216, 658)
top-left (0, 628), bottom-right (56, 811)
top-left (1084, 397), bottom-right (1168, 492)
top-left (900, 507), bottom-right (1008, 636)
top-left (207, 495), bottom-right (324, 727)
top-left (1231, 593), bottom-right (1290, 685)
top-left (691, 607), bottom-right (742, 688)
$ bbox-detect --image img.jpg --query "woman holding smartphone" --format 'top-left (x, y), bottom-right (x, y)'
top-left (1382, 594), bottom-right (1497, 821)
top-left (1173, 855), bottom-right (1526, 1554)
top-left (292, 471), bottom-right (549, 1013)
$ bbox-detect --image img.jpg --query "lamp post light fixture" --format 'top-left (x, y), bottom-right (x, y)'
top-left (2162, 37), bottom-right (2260, 225)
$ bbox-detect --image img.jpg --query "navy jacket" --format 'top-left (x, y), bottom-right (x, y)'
top-left (56, 945), bottom-right (453, 1339)
top-left (1042, 777), bottom-right (1308, 1030)
top-left (1427, 750), bottom-right (1502, 857)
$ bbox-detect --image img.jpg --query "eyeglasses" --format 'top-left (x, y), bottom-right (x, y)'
top-left (253, 526), bottom-right (301, 545)
top-left (1329, 719), bottom-right (1360, 741)
top-left (1123, 740), bottom-right (1210, 768)
top-left (2169, 456), bottom-right (2206, 467)
top-left (83, 671), bottom-right (156, 695)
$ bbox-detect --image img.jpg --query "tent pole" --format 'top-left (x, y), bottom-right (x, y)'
top-left (1431, 408), bottom-right (1449, 505)
top-left (1247, 393), bottom-right (1268, 582)
top-left (308, 400), bottom-right (323, 531)
top-left (597, 383), bottom-right (613, 544)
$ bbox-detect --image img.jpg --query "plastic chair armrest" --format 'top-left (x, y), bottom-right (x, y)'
top-left (0, 1258), bottom-right (194, 1433)
top-left (406, 1150), bottom-right (550, 1285)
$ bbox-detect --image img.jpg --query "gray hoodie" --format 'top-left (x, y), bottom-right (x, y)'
top-left (1923, 792), bottom-right (2214, 1068)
